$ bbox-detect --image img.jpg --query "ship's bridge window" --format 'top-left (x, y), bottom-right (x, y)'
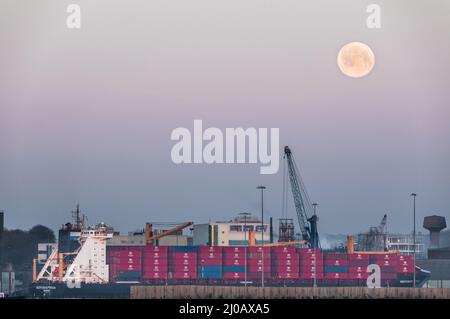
top-left (230, 225), bottom-right (242, 232)
top-left (256, 225), bottom-right (267, 232)
top-left (243, 225), bottom-right (254, 232)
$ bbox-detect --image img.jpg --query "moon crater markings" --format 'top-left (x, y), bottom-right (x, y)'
top-left (337, 42), bottom-right (375, 78)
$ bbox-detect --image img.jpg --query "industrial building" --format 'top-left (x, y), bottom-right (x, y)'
top-left (416, 215), bottom-right (450, 288)
top-left (193, 215), bottom-right (271, 246)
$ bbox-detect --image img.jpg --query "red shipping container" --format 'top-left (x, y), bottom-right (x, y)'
top-left (373, 259), bottom-right (398, 267)
top-left (143, 246), bottom-right (169, 253)
top-left (271, 247), bottom-right (297, 254)
top-left (325, 273), bottom-right (348, 279)
top-left (323, 253), bottom-right (348, 261)
top-left (297, 248), bottom-right (322, 255)
top-left (172, 264), bottom-right (197, 272)
top-left (324, 259), bottom-right (348, 267)
top-left (348, 253), bottom-right (370, 261)
top-left (273, 272), bottom-right (299, 279)
top-left (143, 258), bottom-right (168, 266)
top-left (348, 266), bottom-right (367, 273)
top-left (397, 264), bottom-right (414, 273)
top-left (271, 252), bottom-right (299, 260)
top-left (247, 272), bottom-right (272, 279)
top-left (299, 272), bottom-right (324, 279)
top-left (109, 256), bottom-right (142, 265)
top-left (198, 252), bottom-right (222, 259)
top-left (171, 258), bottom-right (197, 266)
top-left (142, 271), bottom-right (167, 279)
top-left (248, 253), bottom-right (271, 260)
top-left (110, 264), bottom-right (142, 271)
top-left (300, 258), bottom-right (324, 267)
top-left (370, 253), bottom-right (399, 262)
top-left (347, 272), bottom-right (368, 279)
top-left (198, 246), bottom-right (223, 254)
top-left (223, 258), bottom-right (245, 266)
top-left (223, 272), bottom-right (245, 279)
top-left (198, 258), bottom-right (223, 266)
top-left (348, 259), bottom-right (370, 267)
top-left (301, 265), bottom-right (324, 274)
top-left (143, 252), bottom-right (168, 259)
top-left (248, 259), bottom-right (272, 267)
top-left (223, 253), bottom-right (246, 260)
top-left (143, 265), bottom-right (168, 272)
top-left (222, 246), bottom-right (246, 254)
top-left (272, 265), bottom-right (299, 273)
top-left (171, 272), bottom-right (197, 279)
top-left (398, 255), bottom-right (413, 266)
top-left (171, 252), bottom-right (197, 260)
top-left (272, 258), bottom-right (300, 266)
top-left (248, 264), bottom-right (271, 272)
top-left (108, 250), bottom-right (143, 258)
top-left (379, 265), bottom-right (397, 273)
top-left (299, 251), bottom-right (323, 260)
top-left (248, 246), bottom-right (271, 254)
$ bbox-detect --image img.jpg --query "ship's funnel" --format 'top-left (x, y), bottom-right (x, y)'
top-left (423, 215), bottom-right (446, 248)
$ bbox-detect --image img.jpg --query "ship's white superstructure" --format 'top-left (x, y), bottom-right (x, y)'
top-left (36, 223), bottom-right (113, 284)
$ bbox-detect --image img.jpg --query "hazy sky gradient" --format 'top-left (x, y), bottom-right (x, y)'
top-left (1, 0), bottom-right (449, 236)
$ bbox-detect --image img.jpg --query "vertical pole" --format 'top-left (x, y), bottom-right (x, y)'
top-left (58, 253), bottom-right (64, 281)
top-left (244, 215), bottom-right (247, 287)
top-left (257, 186), bottom-right (266, 289)
top-left (33, 258), bottom-right (37, 282)
top-left (312, 203), bottom-right (318, 288)
top-left (411, 193), bottom-right (417, 288)
top-left (261, 188), bottom-right (264, 289)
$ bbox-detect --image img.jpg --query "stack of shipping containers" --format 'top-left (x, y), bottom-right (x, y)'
top-left (348, 253), bottom-right (370, 280)
top-left (370, 253), bottom-right (398, 284)
top-left (107, 247), bottom-right (142, 281)
top-left (198, 246), bottom-right (223, 279)
top-left (271, 247), bottom-right (299, 279)
top-left (142, 246), bottom-right (168, 280)
top-left (169, 246), bottom-right (197, 279)
top-left (323, 253), bottom-right (348, 279)
top-left (222, 246), bottom-right (246, 280)
top-left (299, 248), bottom-right (323, 280)
top-left (398, 255), bottom-right (414, 276)
top-left (247, 246), bottom-right (271, 280)
top-left (105, 245), bottom-right (417, 286)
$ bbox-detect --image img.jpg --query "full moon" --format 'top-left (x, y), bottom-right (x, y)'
top-left (337, 42), bottom-right (375, 78)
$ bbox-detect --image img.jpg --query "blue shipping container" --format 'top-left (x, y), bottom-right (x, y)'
top-left (324, 266), bottom-right (348, 273)
top-left (198, 265), bottom-right (223, 273)
top-left (223, 265), bottom-right (245, 272)
top-left (118, 271), bottom-right (141, 280)
top-left (171, 246), bottom-right (198, 253)
top-left (199, 272), bottom-right (223, 279)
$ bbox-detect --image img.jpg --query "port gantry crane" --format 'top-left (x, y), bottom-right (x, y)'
top-left (284, 146), bottom-right (320, 248)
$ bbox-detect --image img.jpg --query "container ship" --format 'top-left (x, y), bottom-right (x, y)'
top-left (27, 146), bottom-right (430, 298)
top-left (28, 221), bottom-right (430, 298)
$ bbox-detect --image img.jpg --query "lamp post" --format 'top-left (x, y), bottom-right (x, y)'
top-left (312, 203), bottom-right (318, 288)
top-left (257, 186), bottom-right (266, 288)
top-left (239, 212), bottom-right (251, 287)
top-left (410, 193), bottom-right (417, 288)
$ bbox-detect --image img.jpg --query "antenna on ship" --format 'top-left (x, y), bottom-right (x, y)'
top-left (72, 203), bottom-right (85, 229)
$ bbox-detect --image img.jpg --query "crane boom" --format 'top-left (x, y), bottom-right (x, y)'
top-left (146, 221), bottom-right (193, 244)
top-left (284, 146), bottom-right (320, 248)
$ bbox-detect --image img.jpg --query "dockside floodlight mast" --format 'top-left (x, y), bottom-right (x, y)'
top-left (284, 146), bottom-right (320, 248)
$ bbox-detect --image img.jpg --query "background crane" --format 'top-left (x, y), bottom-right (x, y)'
top-left (283, 146), bottom-right (320, 248)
